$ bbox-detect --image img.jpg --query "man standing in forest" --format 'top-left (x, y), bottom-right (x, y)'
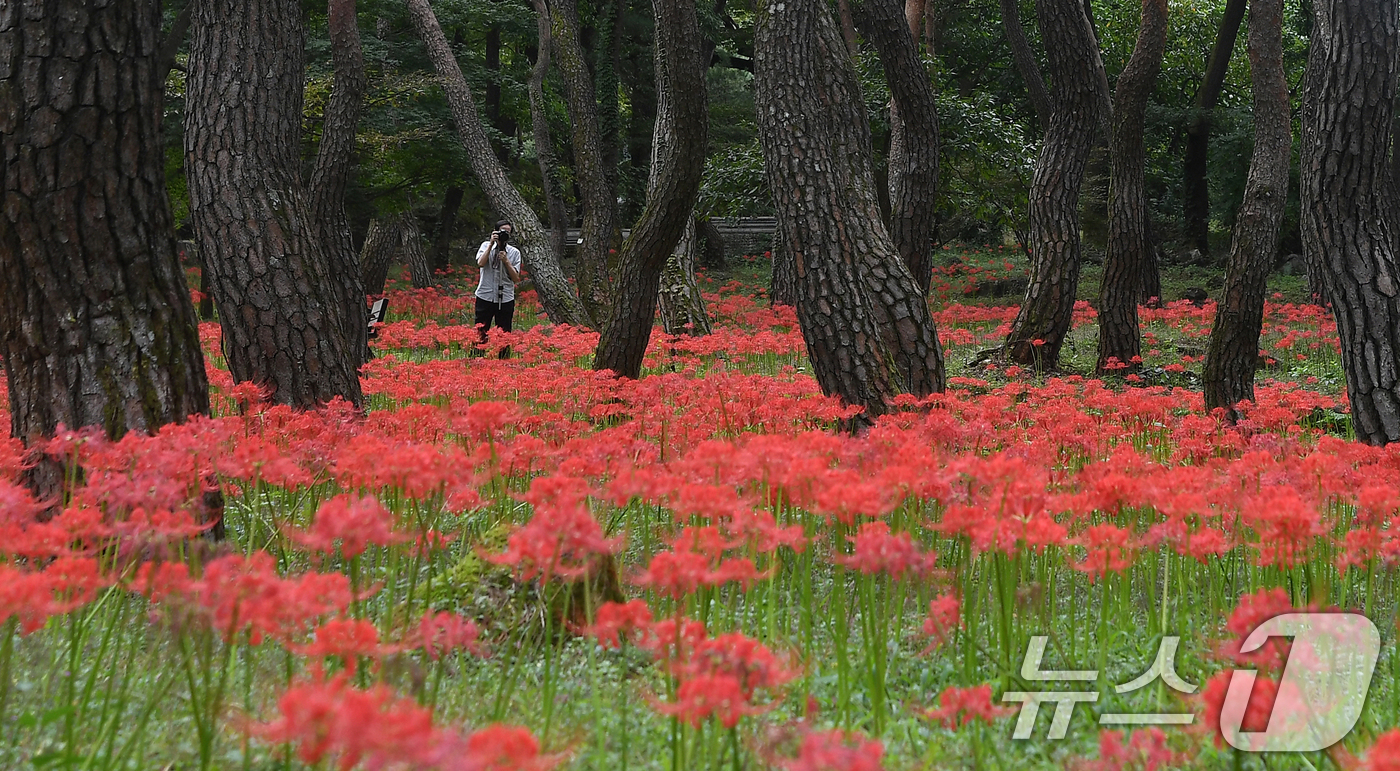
top-left (475, 220), bottom-right (524, 357)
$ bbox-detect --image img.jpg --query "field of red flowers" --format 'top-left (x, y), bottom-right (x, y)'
top-left (1, 252), bottom-right (1397, 770)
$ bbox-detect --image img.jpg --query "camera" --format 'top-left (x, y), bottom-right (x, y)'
top-left (495, 230), bottom-right (510, 251)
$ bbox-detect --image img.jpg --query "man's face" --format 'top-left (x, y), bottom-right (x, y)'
top-left (500, 224), bottom-right (513, 236)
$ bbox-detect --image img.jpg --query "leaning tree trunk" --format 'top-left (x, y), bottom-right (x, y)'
top-left (402, 213), bottom-right (434, 288)
top-left (186, 0), bottom-right (363, 409)
top-left (1202, 0), bottom-right (1290, 418)
top-left (308, 0), bottom-right (371, 368)
top-left (1301, 0), bottom-right (1400, 444)
top-left (528, 0), bottom-right (574, 275)
top-left (0, 0), bottom-right (210, 495)
top-left (543, 0), bottom-right (619, 324)
top-left (361, 217), bottom-right (401, 296)
top-left (1004, 0), bottom-right (1109, 369)
top-left (1000, 0), bottom-right (1053, 130)
top-left (756, 0), bottom-right (945, 417)
top-left (1095, 0), bottom-right (1168, 374)
top-left (407, 0), bottom-right (592, 328)
top-left (658, 219), bottom-right (714, 335)
top-left (1183, 0), bottom-right (1247, 255)
top-left (854, 0), bottom-right (940, 296)
top-left (592, 0), bottom-right (709, 379)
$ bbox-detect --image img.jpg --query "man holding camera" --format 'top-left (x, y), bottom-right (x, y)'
top-left (474, 219), bottom-right (523, 356)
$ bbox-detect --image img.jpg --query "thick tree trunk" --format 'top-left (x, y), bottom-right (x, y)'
top-left (401, 213), bottom-right (433, 288)
top-left (185, 0), bottom-right (362, 409)
top-left (309, 0), bottom-right (371, 368)
top-left (755, 0), bottom-right (945, 417)
top-left (658, 219), bottom-right (714, 335)
top-left (769, 241), bottom-right (798, 307)
top-left (1202, 0), bottom-right (1290, 417)
top-left (1183, 0), bottom-right (1247, 255)
top-left (1301, 0), bottom-right (1400, 444)
top-left (407, 0), bottom-right (592, 327)
top-left (1005, 0), bottom-right (1109, 369)
top-left (431, 186), bottom-right (464, 271)
top-left (545, 0), bottom-right (619, 323)
top-left (1095, 0), bottom-right (1168, 374)
top-left (696, 216), bottom-right (727, 269)
top-left (0, 0), bottom-right (210, 489)
top-left (360, 217), bottom-right (401, 296)
top-left (528, 1), bottom-right (574, 271)
top-left (854, 0), bottom-right (940, 296)
top-left (592, 0), bottom-right (709, 379)
top-left (1000, 0), bottom-right (1053, 129)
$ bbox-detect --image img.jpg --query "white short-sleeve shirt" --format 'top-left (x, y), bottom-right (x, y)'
top-left (475, 241), bottom-right (523, 304)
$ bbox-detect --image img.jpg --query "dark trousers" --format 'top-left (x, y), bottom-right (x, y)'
top-left (474, 297), bottom-right (515, 358)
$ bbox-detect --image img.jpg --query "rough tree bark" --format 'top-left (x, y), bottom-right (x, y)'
top-left (361, 217), bottom-right (401, 296)
top-left (770, 241), bottom-right (798, 307)
top-left (755, 0), bottom-right (946, 417)
top-left (431, 186), bottom-right (464, 271)
top-left (658, 220), bottom-right (714, 335)
top-left (1301, 0), bottom-right (1400, 444)
top-left (1202, 0), bottom-right (1290, 417)
top-left (158, 1), bottom-right (193, 82)
top-left (1004, 0), bottom-right (1109, 369)
top-left (308, 0), bottom-right (371, 368)
top-left (0, 0), bottom-right (210, 495)
top-left (697, 216), bottom-right (727, 269)
top-left (854, 0), bottom-right (940, 295)
top-left (528, 0), bottom-right (573, 271)
top-left (185, 0), bottom-right (363, 409)
top-left (541, 0), bottom-right (618, 322)
top-left (402, 213), bottom-right (433, 288)
top-left (1183, 0), bottom-right (1247, 255)
top-left (592, 0), bottom-right (709, 378)
top-left (1000, 0), bottom-right (1053, 129)
top-left (407, 0), bottom-right (592, 327)
top-left (1095, 0), bottom-right (1168, 374)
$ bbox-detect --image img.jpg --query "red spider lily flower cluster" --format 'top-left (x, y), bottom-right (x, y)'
top-left (918, 684), bottom-right (1013, 728)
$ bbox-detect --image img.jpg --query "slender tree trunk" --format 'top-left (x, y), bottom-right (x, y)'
top-left (658, 219), bottom-right (714, 335)
top-left (837, 0), bottom-right (862, 54)
top-left (854, 0), bottom-right (940, 296)
top-left (592, 0), bottom-right (710, 379)
top-left (1301, 0), bottom-right (1400, 444)
top-left (697, 216), bottom-right (727, 269)
top-left (1005, 0), bottom-right (1109, 369)
top-left (1096, 0), bottom-right (1168, 374)
top-left (361, 217), bottom-right (401, 296)
top-left (755, 0), bottom-right (945, 417)
top-left (186, 0), bottom-right (362, 409)
top-left (546, 0), bottom-right (619, 323)
top-left (528, 0), bottom-right (574, 273)
top-left (308, 0), bottom-right (371, 368)
top-left (0, 0), bottom-right (210, 496)
top-left (1203, 0), bottom-right (1290, 417)
top-left (400, 213), bottom-right (433, 288)
top-left (431, 186), bottom-right (464, 271)
top-left (407, 0), bottom-right (592, 327)
top-left (1141, 216), bottom-right (1163, 304)
top-left (1183, 0), bottom-right (1247, 255)
top-left (1000, 0), bottom-right (1053, 129)
top-left (159, 1), bottom-right (193, 82)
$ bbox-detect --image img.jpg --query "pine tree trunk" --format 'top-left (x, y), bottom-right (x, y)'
top-left (1301, 0), bottom-right (1400, 444)
top-left (658, 219), bottom-right (714, 335)
top-left (1202, 0), bottom-right (1290, 417)
top-left (1000, 0), bottom-right (1053, 129)
top-left (309, 0), bottom-right (371, 368)
top-left (592, 0), bottom-right (709, 379)
top-left (854, 0), bottom-right (940, 296)
top-left (1183, 0), bottom-right (1247, 255)
top-left (528, 0), bottom-right (574, 271)
top-left (431, 186), bottom-right (464, 271)
top-left (1, 0), bottom-right (210, 492)
top-left (1005, 0), bottom-right (1109, 369)
top-left (360, 217), bottom-right (401, 296)
top-left (696, 216), bottom-right (727, 269)
top-left (407, 0), bottom-right (592, 328)
top-left (770, 241), bottom-right (799, 307)
top-left (755, 0), bottom-right (945, 417)
top-left (542, 0), bottom-right (618, 324)
top-left (1095, 0), bottom-right (1167, 374)
top-left (402, 213), bottom-right (434, 288)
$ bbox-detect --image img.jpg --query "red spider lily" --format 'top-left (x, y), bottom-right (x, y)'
top-left (417, 611), bottom-right (483, 659)
top-left (920, 594), bottom-right (961, 651)
top-left (918, 684), bottom-right (1013, 728)
top-left (454, 400), bottom-right (519, 442)
top-left (654, 673), bottom-right (773, 727)
top-left (1075, 524), bottom-right (1136, 582)
top-left (775, 729), bottom-right (886, 771)
top-left (1075, 729), bottom-right (1180, 771)
top-left (1365, 730), bottom-right (1400, 771)
top-left (253, 673), bottom-right (439, 770)
top-left (295, 619), bottom-right (402, 673)
top-left (487, 476), bottom-right (619, 582)
top-left (451, 723), bottom-right (561, 771)
top-left (1201, 671), bottom-right (1280, 749)
top-left (286, 494), bottom-right (406, 560)
top-left (583, 599), bottom-right (654, 648)
top-left (836, 521), bottom-right (937, 579)
top-left (1218, 588), bottom-right (1296, 670)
